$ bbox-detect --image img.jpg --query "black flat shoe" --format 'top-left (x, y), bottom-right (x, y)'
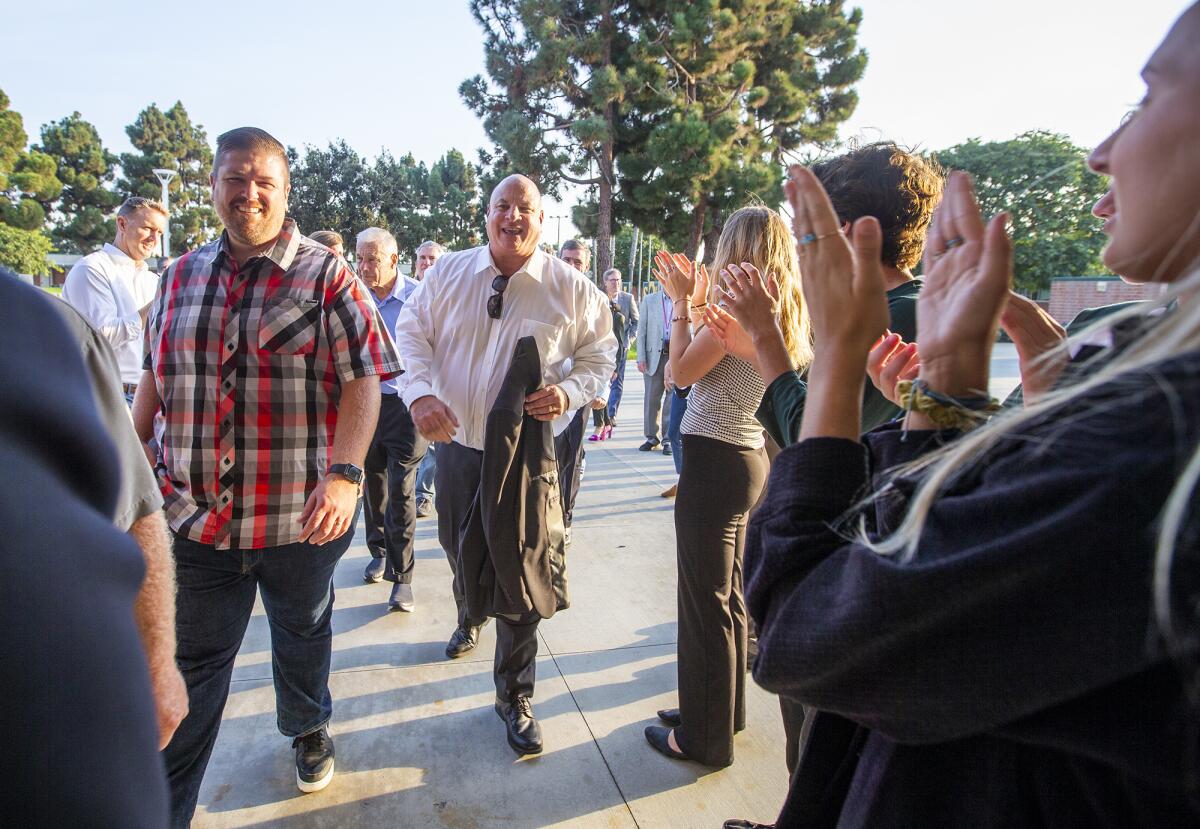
top-left (644, 725), bottom-right (690, 761)
top-left (656, 708), bottom-right (682, 727)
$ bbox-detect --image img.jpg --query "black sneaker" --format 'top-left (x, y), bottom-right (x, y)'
top-left (293, 726), bottom-right (335, 793)
top-left (662, 443), bottom-right (672, 456)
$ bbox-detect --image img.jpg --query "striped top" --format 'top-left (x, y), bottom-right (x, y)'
top-left (681, 354), bottom-right (767, 449)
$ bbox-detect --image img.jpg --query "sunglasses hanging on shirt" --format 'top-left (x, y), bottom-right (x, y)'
top-left (487, 274), bottom-right (510, 319)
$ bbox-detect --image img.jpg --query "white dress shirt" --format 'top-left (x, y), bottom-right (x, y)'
top-left (62, 243), bottom-right (159, 385)
top-left (395, 244), bottom-right (617, 451)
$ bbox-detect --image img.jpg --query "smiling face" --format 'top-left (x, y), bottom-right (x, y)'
top-left (115, 207), bottom-right (167, 264)
top-left (211, 147), bottom-right (291, 250)
top-left (486, 175), bottom-right (544, 269)
top-left (1087, 5), bottom-right (1200, 283)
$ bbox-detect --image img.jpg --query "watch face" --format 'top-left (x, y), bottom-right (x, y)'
top-left (332, 464), bottom-right (363, 484)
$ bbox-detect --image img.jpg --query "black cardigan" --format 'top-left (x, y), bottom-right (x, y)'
top-left (745, 351), bottom-right (1200, 827)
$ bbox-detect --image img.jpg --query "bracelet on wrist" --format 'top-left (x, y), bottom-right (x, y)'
top-left (896, 379), bottom-right (999, 430)
top-left (670, 315), bottom-right (690, 323)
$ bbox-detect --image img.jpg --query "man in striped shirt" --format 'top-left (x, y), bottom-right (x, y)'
top-left (134, 127), bottom-right (400, 825)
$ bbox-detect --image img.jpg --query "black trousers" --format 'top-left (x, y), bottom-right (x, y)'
top-left (673, 433), bottom-right (767, 767)
top-left (435, 439), bottom-right (540, 701)
top-left (363, 394), bottom-right (429, 584)
top-left (554, 408), bottom-right (587, 528)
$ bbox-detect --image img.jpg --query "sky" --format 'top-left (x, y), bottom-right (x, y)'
top-left (2, 0), bottom-right (1189, 239)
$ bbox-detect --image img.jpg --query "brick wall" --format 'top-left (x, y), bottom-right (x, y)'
top-left (1047, 278), bottom-right (1168, 324)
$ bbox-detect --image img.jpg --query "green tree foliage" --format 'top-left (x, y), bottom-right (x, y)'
top-left (934, 131), bottom-right (1109, 295)
top-left (462, 0), bottom-right (632, 274)
top-left (287, 141), bottom-right (377, 248)
top-left (427, 149), bottom-right (483, 251)
top-left (119, 102), bottom-right (220, 252)
top-left (463, 1), bottom-right (865, 267)
top-left (0, 223), bottom-right (54, 276)
top-left (35, 113), bottom-right (121, 253)
top-left (289, 143), bottom-right (483, 268)
top-left (619, 0), bottom-right (866, 258)
top-left (0, 90), bottom-right (55, 274)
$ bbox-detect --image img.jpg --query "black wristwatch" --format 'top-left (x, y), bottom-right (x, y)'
top-left (328, 463), bottom-right (364, 485)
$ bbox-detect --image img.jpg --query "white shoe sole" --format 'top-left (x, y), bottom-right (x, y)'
top-left (296, 760), bottom-right (334, 793)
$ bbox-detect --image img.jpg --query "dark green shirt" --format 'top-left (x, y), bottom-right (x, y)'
top-left (756, 278), bottom-right (922, 448)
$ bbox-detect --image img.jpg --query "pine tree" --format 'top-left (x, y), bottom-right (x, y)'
top-left (35, 113), bottom-right (121, 254)
top-left (618, 0), bottom-right (866, 259)
top-left (119, 102), bottom-right (220, 253)
top-left (461, 0), bottom-right (630, 274)
top-left (0, 90), bottom-right (57, 275)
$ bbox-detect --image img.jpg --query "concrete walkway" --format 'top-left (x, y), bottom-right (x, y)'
top-left (194, 364), bottom-right (790, 828)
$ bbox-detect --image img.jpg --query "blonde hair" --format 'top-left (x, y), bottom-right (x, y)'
top-left (710, 206), bottom-right (814, 369)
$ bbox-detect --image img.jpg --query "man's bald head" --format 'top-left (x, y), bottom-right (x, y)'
top-left (489, 174), bottom-right (542, 210)
top-left (486, 174), bottom-right (545, 269)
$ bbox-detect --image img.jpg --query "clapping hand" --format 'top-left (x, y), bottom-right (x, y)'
top-left (999, 291), bottom-right (1067, 404)
top-left (916, 171), bottom-right (1012, 397)
top-left (717, 262), bottom-right (782, 342)
top-left (653, 251), bottom-right (709, 305)
top-left (785, 166), bottom-right (889, 356)
top-left (867, 332), bottom-right (921, 406)
top-left (702, 305), bottom-right (758, 363)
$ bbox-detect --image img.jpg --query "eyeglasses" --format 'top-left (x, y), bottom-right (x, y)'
top-left (487, 274), bottom-right (510, 319)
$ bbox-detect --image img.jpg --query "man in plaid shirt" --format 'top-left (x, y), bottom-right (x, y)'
top-left (133, 127), bottom-right (400, 825)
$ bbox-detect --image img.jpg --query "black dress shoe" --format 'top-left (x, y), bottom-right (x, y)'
top-left (638, 439), bottom-right (660, 451)
top-left (662, 442), bottom-right (672, 456)
top-left (724, 821), bottom-right (774, 829)
top-left (644, 725), bottom-right (691, 761)
top-left (445, 624), bottom-right (481, 659)
top-left (656, 708), bottom-right (682, 727)
top-left (495, 696), bottom-right (543, 755)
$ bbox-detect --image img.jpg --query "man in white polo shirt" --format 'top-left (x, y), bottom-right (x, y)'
top-left (62, 196), bottom-right (167, 404)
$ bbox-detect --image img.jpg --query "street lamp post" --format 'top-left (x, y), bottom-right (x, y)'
top-left (550, 214), bottom-right (568, 249)
top-left (152, 168), bottom-right (177, 260)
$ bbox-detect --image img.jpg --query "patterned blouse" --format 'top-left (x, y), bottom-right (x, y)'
top-left (680, 354), bottom-right (767, 449)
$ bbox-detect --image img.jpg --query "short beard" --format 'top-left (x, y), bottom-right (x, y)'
top-left (220, 207), bottom-right (283, 249)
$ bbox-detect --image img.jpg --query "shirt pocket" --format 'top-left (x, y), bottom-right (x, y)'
top-left (258, 298), bottom-right (320, 354)
top-left (518, 319), bottom-right (570, 375)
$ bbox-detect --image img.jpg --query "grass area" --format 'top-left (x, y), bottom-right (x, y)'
top-left (40, 285), bottom-right (62, 296)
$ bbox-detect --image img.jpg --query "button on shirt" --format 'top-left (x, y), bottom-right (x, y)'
top-left (367, 274), bottom-right (419, 397)
top-left (145, 220), bottom-right (401, 550)
top-left (62, 243), bottom-right (159, 385)
top-left (394, 245), bottom-right (617, 451)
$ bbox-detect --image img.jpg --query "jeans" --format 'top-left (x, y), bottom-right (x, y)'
top-left (607, 358), bottom-right (627, 421)
top-left (667, 389), bottom-right (688, 475)
top-left (363, 395), bottom-right (429, 583)
top-left (415, 443), bottom-right (437, 501)
top-left (163, 528), bottom-right (354, 828)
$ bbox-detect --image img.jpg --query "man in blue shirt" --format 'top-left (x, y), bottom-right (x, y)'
top-left (356, 228), bottom-right (427, 611)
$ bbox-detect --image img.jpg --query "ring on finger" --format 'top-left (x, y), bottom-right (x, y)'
top-left (798, 230), bottom-right (839, 246)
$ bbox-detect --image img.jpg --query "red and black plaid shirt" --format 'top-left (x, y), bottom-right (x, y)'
top-left (146, 220), bottom-right (401, 550)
